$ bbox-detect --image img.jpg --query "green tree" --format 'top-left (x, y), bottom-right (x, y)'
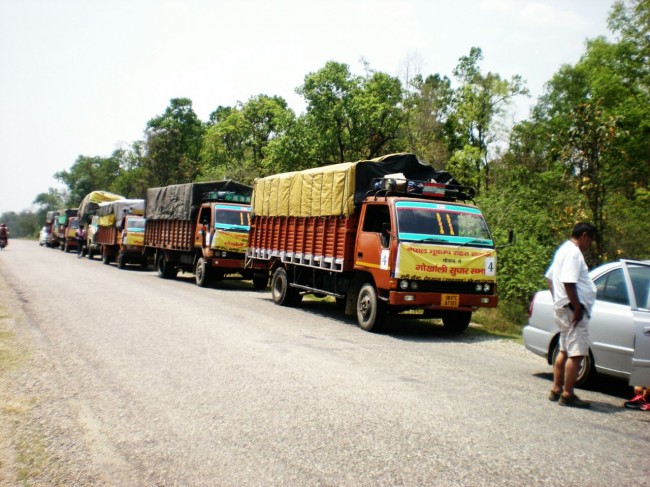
top-left (200, 95), bottom-right (295, 183)
top-left (144, 98), bottom-right (205, 186)
top-left (451, 47), bottom-right (529, 193)
top-left (55, 153), bottom-right (122, 206)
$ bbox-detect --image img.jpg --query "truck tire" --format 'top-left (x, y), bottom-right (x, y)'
top-left (157, 253), bottom-right (177, 279)
top-left (102, 253), bottom-right (111, 265)
top-left (271, 267), bottom-right (302, 306)
top-left (87, 247), bottom-right (94, 260)
top-left (195, 258), bottom-right (211, 287)
top-left (252, 275), bottom-right (269, 290)
top-left (356, 283), bottom-right (385, 332)
top-left (441, 311), bottom-right (471, 333)
top-left (117, 253), bottom-right (127, 269)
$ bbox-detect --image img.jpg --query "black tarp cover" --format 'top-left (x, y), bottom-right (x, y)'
top-left (146, 180), bottom-right (253, 220)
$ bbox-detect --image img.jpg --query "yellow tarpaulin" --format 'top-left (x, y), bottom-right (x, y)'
top-left (252, 162), bottom-right (357, 217)
top-left (395, 243), bottom-right (496, 282)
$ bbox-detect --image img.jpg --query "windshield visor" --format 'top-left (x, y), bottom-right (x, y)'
top-left (396, 202), bottom-right (493, 247)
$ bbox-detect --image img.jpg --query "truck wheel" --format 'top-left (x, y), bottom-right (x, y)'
top-left (441, 311), bottom-right (471, 333)
top-left (117, 253), bottom-right (127, 269)
top-left (60, 243), bottom-right (66, 252)
top-left (252, 275), bottom-right (268, 290)
top-left (195, 258), bottom-right (211, 287)
top-left (356, 283), bottom-right (385, 332)
top-left (157, 254), bottom-right (177, 279)
top-left (271, 267), bottom-right (302, 306)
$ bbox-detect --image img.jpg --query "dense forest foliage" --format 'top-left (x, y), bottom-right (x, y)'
top-left (3, 0), bottom-right (648, 322)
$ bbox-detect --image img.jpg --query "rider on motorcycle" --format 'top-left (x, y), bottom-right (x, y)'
top-left (0, 223), bottom-right (8, 249)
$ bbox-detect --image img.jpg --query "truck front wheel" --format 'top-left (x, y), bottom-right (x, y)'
top-left (356, 283), bottom-right (385, 332)
top-left (441, 311), bottom-right (471, 333)
top-left (271, 267), bottom-right (302, 306)
top-left (195, 258), bottom-right (211, 287)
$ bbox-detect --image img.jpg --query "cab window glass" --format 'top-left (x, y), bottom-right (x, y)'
top-left (595, 269), bottom-right (629, 305)
top-left (362, 205), bottom-right (390, 233)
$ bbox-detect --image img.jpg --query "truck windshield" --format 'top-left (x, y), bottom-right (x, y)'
top-left (126, 218), bottom-right (145, 232)
top-left (396, 201), bottom-right (493, 247)
top-left (214, 204), bottom-right (250, 231)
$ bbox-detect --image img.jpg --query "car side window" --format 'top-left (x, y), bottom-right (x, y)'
top-left (629, 266), bottom-right (650, 309)
top-left (595, 268), bottom-right (629, 306)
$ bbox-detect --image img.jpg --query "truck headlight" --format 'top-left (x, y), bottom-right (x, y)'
top-left (399, 280), bottom-right (409, 290)
top-left (410, 281), bottom-right (418, 291)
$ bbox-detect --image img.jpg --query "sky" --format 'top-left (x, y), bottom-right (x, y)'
top-left (0, 0), bottom-right (616, 215)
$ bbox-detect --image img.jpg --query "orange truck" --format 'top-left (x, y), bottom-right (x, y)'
top-left (96, 199), bottom-right (145, 266)
top-left (144, 180), bottom-right (265, 288)
top-left (247, 153), bottom-right (508, 332)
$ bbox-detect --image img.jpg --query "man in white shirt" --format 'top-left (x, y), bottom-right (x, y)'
top-left (545, 222), bottom-right (597, 408)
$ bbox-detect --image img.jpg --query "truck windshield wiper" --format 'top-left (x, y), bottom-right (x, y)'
top-left (459, 239), bottom-right (492, 247)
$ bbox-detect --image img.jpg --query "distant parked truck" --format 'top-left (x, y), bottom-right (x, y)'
top-left (78, 190), bottom-right (124, 259)
top-left (118, 213), bottom-right (148, 269)
top-left (144, 180), bottom-right (265, 288)
top-left (57, 209), bottom-right (79, 252)
top-left (96, 199), bottom-right (145, 267)
top-left (247, 153), bottom-right (507, 332)
top-left (44, 210), bottom-right (60, 248)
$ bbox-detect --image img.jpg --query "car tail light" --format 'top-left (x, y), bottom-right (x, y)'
top-left (528, 294), bottom-right (536, 318)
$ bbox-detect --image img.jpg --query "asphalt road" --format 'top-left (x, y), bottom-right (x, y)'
top-left (0, 239), bottom-right (648, 486)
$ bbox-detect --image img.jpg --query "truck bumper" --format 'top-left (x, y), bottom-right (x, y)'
top-left (388, 291), bottom-right (498, 310)
top-left (210, 257), bottom-right (245, 270)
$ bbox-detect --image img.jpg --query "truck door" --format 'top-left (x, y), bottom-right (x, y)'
top-left (628, 261), bottom-right (650, 387)
top-left (195, 206), bottom-right (211, 249)
top-left (355, 203), bottom-right (392, 290)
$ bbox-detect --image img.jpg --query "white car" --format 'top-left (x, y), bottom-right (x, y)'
top-left (523, 260), bottom-right (650, 387)
top-left (38, 226), bottom-right (50, 246)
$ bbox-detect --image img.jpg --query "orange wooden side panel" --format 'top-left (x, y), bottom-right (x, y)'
top-left (144, 220), bottom-right (194, 251)
top-left (249, 215), bottom-right (359, 271)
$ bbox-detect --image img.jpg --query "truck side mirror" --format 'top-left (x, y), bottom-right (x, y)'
top-left (380, 222), bottom-right (391, 248)
top-left (497, 229), bottom-right (515, 249)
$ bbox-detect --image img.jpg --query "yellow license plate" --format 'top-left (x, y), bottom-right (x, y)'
top-left (441, 294), bottom-right (459, 307)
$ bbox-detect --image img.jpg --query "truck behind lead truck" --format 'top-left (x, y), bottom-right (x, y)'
top-left (247, 153), bottom-right (505, 332)
top-left (144, 180), bottom-right (266, 289)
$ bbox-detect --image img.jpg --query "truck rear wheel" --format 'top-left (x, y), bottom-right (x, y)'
top-left (117, 253), bottom-right (127, 269)
top-left (102, 253), bottom-right (111, 265)
top-left (356, 283), bottom-right (385, 332)
top-left (195, 258), bottom-right (211, 287)
top-left (252, 275), bottom-right (269, 290)
top-left (157, 253), bottom-right (177, 279)
top-left (271, 267), bottom-right (302, 306)
top-left (441, 311), bottom-right (471, 333)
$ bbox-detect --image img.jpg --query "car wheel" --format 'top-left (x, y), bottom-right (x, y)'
top-left (550, 343), bottom-right (595, 388)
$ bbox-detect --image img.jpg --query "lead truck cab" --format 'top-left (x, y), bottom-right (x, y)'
top-left (247, 153), bottom-right (504, 332)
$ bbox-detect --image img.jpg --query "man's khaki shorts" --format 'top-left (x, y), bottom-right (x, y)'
top-left (554, 307), bottom-right (590, 357)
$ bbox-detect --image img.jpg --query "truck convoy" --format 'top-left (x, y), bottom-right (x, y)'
top-left (96, 199), bottom-right (146, 268)
top-left (247, 153), bottom-right (500, 332)
top-left (144, 180), bottom-right (265, 288)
